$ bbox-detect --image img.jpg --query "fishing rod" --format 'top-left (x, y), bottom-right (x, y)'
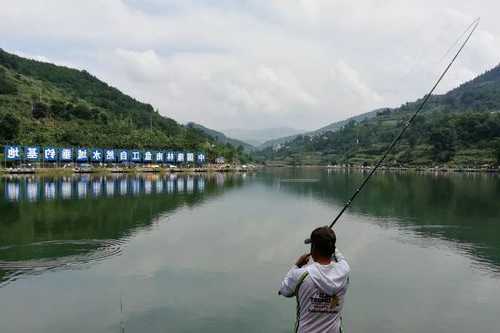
top-left (305, 18), bottom-right (480, 244)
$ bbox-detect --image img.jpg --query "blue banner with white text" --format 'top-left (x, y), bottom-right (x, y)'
top-left (3, 145), bottom-right (207, 165)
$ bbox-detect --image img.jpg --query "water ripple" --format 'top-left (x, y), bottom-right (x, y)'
top-left (0, 239), bottom-right (124, 285)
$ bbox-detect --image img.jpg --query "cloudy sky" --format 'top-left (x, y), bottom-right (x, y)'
top-left (1, 0), bottom-right (499, 132)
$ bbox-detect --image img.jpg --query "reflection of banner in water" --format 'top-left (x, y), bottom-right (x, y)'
top-left (177, 178), bottom-right (184, 192)
top-left (44, 182), bottom-right (56, 200)
top-left (92, 180), bottom-right (102, 197)
top-left (27, 181), bottom-right (38, 201)
top-left (156, 179), bottom-right (164, 193)
top-left (120, 179), bottom-right (128, 195)
top-left (6, 183), bottom-right (20, 201)
top-left (78, 181), bottom-right (87, 198)
top-left (2, 175), bottom-right (207, 202)
top-left (187, 177), bottom-right (194, 193)
top-left (145, 180), bottom-right (152, 194)
top-left (167, 178), bottom-right (174, 193)
top-left (216, 174), bottom-right (225, 187)
top-left (61, 181), bottom-right (72, 199)
top-left (106, 181), bottom-right (115, 196)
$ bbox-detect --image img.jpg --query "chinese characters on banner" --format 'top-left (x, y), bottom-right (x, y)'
top-left (90, 149), bottom-right (103, 163)
top-left (4, 146), bottom-right (206, 165)
top-left (25, 147), bottom-right (40, 161)
top-left (130, 150), bottom-right (142, 163)
top-left (165, 151), bottom-right (175, 163)
top-left (176, 152), bottom-right (185, 163)
top-left (5, 146), bottom-right (21, 160)
top-left (43, 147), bottom-right (57, 162)
top-left (76, 148), bottom-right (89, 162)
top-left (118, 150), bottom-right (129, 162)
top-left (60, 148), bottom-right (73, 162)
top-left (155, 151), bottom-right (164, 163)
top-left (143, 151), bottom-right (153, 163)
top-left (105, 149), bottom-right (116, 162)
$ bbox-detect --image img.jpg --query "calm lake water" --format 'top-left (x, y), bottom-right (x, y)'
top-left (0, 169), bottom-right (499, 333)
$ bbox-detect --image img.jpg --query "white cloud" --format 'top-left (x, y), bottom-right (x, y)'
top-left (332, 61), bottom-right (382, 105)
top-left (114, 49), bottom-right (166, 82)
top-left (1, 0), bottom-right (499, 130)
top-left (11, 50), bottom-right (50, 63)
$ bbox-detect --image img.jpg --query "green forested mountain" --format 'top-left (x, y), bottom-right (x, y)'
top-left (256, 64), bottom-right (500, 166)
top-left (0, 49), bottom-right (241, 161)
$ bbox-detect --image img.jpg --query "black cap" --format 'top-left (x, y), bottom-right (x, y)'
top-left (306, 226), bottom-right (336, 256)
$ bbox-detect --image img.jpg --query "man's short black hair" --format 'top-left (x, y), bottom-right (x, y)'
top-left (310, 226), bottom-right (336, 257)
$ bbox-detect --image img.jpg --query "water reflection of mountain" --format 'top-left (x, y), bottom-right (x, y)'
top-left (261, 169), bottom-right (500, 272)
top-left (0, 173), bottom-right (247, 285)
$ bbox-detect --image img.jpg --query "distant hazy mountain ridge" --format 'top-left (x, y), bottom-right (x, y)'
top-left (224, 127), bottom-right (304, 147)
top-left (186, 122), bottom-right (255, 152)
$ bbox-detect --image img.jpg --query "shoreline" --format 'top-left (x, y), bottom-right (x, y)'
top-left (262, 164), bottom-right (500, 174)
top-left (0, 165), bottom-right (259, 176)
top-left (2, 164), bottom-right (499, 175)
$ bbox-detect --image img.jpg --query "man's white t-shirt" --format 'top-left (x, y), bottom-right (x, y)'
top-left (279, 250), bottom-right (350, 333)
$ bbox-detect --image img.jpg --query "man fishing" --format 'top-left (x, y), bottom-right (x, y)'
top-left (275, 17), bottom-right (480, 333)
top-left (279, 226), bottom-right (350, 333)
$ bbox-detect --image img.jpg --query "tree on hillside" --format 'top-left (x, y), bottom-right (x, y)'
top-left (224, 143), bottom-right (235, 162)
top-left (495, 141), bottom-right (500, 166)
top-left (429, 127), bottom-right (456, 162)
top-left (32, 101), bottom-right (49, 119)
top-left (73, 103), bottom-right (93, 120)
top-left (0, 113), bottom-right (20, 142)
top-left (49, 100), bottom-right (67, 118)
top-left (0, 68), bottom-right (17, 95)
top-left (398, 149), bottom-right (413, 164)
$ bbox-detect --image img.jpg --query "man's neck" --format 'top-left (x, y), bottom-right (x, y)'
top-left (313, 256), bottom-right (332, 265)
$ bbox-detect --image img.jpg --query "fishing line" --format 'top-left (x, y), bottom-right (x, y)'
top-left (305, 18), bottom-right (480, 243)
top-left (438, 18), bottom-right (481, 65)
top-left (120, 293), bottom-right (125, 333)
